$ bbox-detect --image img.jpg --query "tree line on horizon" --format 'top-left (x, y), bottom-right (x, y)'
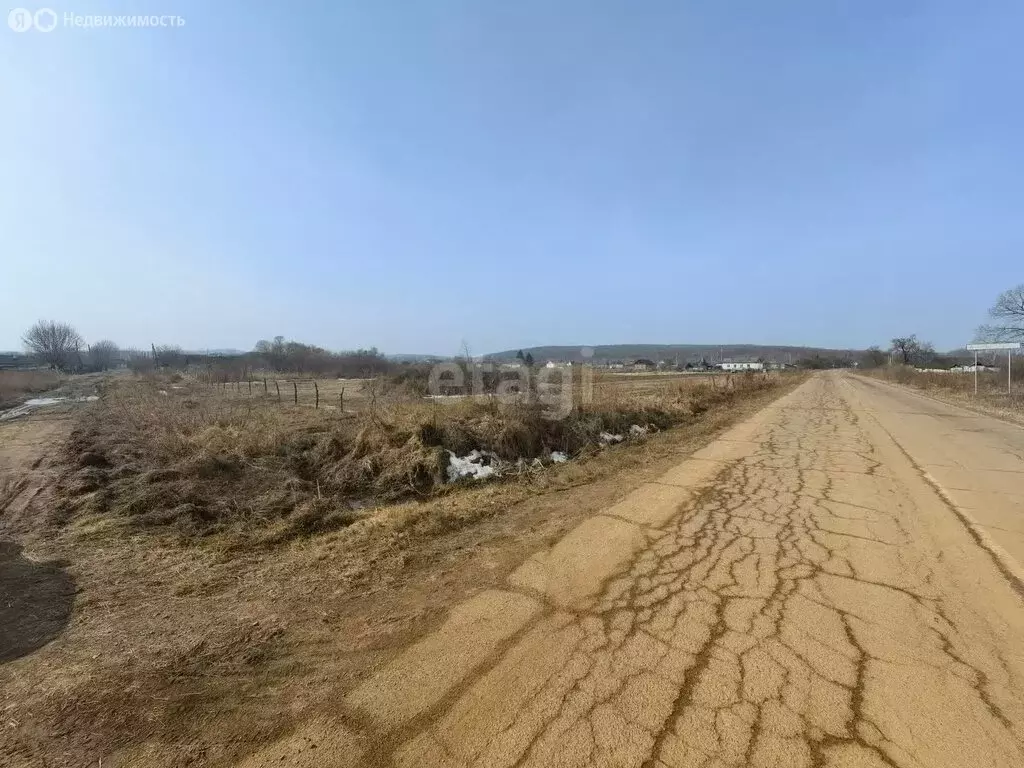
top-left (14, 284), bottom-right (1024, 375)
top-left (15, 324), bottom-right (394, 377)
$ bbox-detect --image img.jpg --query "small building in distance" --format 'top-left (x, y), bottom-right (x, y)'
top-left (685, 358), bottom-right (717, 372)
top-left (721, 360), bottom-right (766, 372)
top-left (631, 359), bottom-right (657, 371)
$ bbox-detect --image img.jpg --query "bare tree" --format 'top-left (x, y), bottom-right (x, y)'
top-left (861, 346), bottom-right (888, 368)
top-left (88, 340), bottom-right (120, 371)
top-left (890, 335), bottom-right (921, 365)
top-left (153, 344), bottom-right (186, 369)
top-left (255, 335), bottom-right (289, 371)
top-left (915, 340), bottom-right (940, 366)
top-left (976, 284), bottom-right (1024, 342)
top-left (22, 320), bottom-right (83, 372)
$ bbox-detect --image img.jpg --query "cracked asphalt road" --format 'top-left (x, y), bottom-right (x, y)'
top-left (338, 373), bottom-right (1024, 768)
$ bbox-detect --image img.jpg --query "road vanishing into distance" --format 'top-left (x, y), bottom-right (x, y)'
top-left (329, 373), bottom-right (1024, 768)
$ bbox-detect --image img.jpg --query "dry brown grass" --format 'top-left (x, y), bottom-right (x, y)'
top-left (50, 371), bottom-right (781, 547)
top-left (0, 370), bottom-right (61, 409)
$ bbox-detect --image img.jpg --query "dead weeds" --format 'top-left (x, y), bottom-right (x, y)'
top-left (50, 373), bottom-right (778, 546)
top-left (0, 370), bottom-right (62, 410)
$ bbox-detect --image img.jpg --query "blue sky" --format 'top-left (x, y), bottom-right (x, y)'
top-left (3, 1), bottom-right (1022, 354)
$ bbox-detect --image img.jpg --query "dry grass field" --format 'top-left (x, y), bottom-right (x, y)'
top-left (0, 370), bottom-right (62, 410)
top-left (0, 368), bottom-right (801, 768)
top-left (46, 369), bottom-right (773, 546)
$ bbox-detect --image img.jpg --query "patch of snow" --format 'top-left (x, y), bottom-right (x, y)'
top-left (446, 445), bottom-right (584, 481)
top-left (600, 431), bottom-right (624, 444)
top-left (24, 397), bottom-right (64, 407)
top-left (446, 449), bottom-right (501, 482)
top-left (629, 424), bottom-right (649, 437)
top-left (0, 394), bottom-right (98, 422)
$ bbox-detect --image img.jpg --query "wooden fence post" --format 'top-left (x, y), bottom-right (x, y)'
top-left (248, 379), bottom-right (252, 395)
top-left (275, 381), bottom-right (281, 401)
top-left (263, 378), bottom-right (268, 394)
top-left (314, 381), bottom-right (319, 409)
top-left (293, 381), bottom-right (298, 405)
top-left (339, 387), bottom-right (344, 412)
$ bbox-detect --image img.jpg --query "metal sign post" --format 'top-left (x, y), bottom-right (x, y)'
top-left (966, 342), bottom-right (1022, 396)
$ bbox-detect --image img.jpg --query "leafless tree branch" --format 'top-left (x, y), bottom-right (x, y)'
top-left (22, 320), bottom-right (83, 372)
top-left (977, 285), bottom-right (1024, 341)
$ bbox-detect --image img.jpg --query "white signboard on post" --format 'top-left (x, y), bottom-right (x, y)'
top-left (965, 342), bottom-right (1021, 395)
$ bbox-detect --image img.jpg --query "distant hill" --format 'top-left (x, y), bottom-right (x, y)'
top-left (181, 348), bottom-right (246, 357)
top-left (485, 344), bottom-right (860, 364)
top-left (387, 353), bottom-right (448, 363)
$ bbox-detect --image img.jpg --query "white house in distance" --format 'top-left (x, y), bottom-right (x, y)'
top-left (949, 363), bottom-right (998, 373)
top-left (721, 361), bottom-right (766, 371)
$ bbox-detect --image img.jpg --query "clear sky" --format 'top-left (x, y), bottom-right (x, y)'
top-left (3, 1), bottom-right (1022, 354)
